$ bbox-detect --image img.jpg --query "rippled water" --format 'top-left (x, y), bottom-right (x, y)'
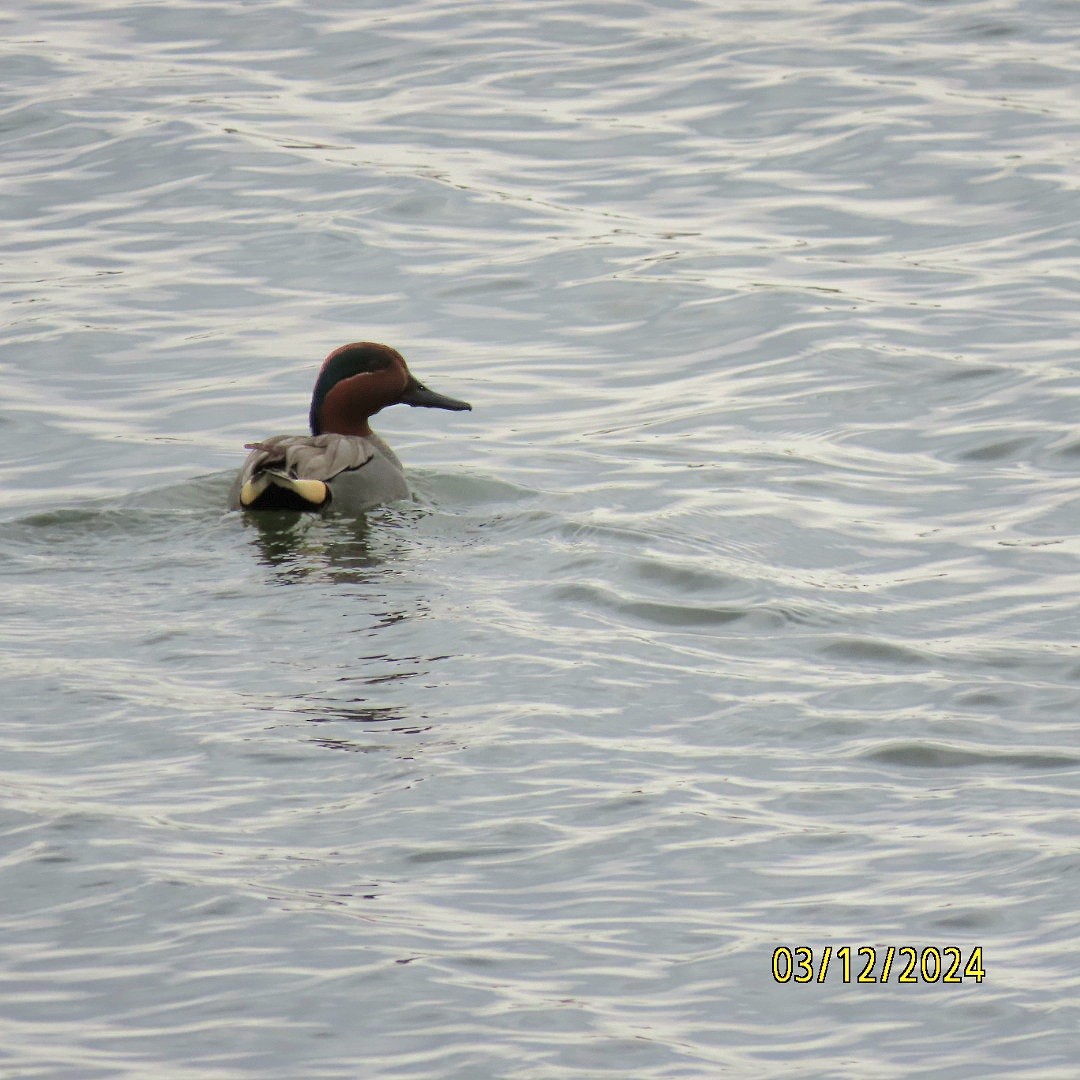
top-left (2, 0), bottom-right (1078, 1076)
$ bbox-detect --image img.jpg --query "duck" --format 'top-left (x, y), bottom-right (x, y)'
top-left (228, 342), bottom-right (471, 513)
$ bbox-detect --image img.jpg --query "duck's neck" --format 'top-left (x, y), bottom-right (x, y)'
top-left (320, 411), bottom-right (373, 437)
top-left (315, 369), bottom-right (404, 437)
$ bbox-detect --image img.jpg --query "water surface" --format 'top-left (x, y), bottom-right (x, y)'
top-left (1, 0), bottom-right (1078, 1076)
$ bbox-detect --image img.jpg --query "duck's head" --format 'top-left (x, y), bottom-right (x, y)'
top-left (309, 342), bottom-right (471, 437)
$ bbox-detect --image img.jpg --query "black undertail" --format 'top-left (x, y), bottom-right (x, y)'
top-left (244, 485), bottom-right (331, 512)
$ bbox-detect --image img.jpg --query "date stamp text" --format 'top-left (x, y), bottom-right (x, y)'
top-left (772, 945), bottom-right (985, 984)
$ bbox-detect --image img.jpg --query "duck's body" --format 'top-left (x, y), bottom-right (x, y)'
top-left (227, 432), bottom-right (408, 512)
top-left (229, 342), bottom-right (470, 514)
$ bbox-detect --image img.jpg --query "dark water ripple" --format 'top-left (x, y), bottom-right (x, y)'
top-left (1, 0), bottom-right (1078, 1077)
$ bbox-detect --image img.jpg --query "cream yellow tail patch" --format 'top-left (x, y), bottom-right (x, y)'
top-left (241, 472), bottom-right (329, 508)
top-left (240, 475), bottom-right (272, 506)
top-left (286, 478), bottom-right (329, 505)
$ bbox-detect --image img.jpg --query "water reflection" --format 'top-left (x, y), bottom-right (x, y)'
top-left (241, 507), bottom-right (411, 584)
top-left (238, 508), bottom-right (463, 755)
top-left (299, 699), bottom-right (438, 754)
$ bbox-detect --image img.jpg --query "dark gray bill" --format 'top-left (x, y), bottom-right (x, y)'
top-left (401, 379), bottom-right (472, 411)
